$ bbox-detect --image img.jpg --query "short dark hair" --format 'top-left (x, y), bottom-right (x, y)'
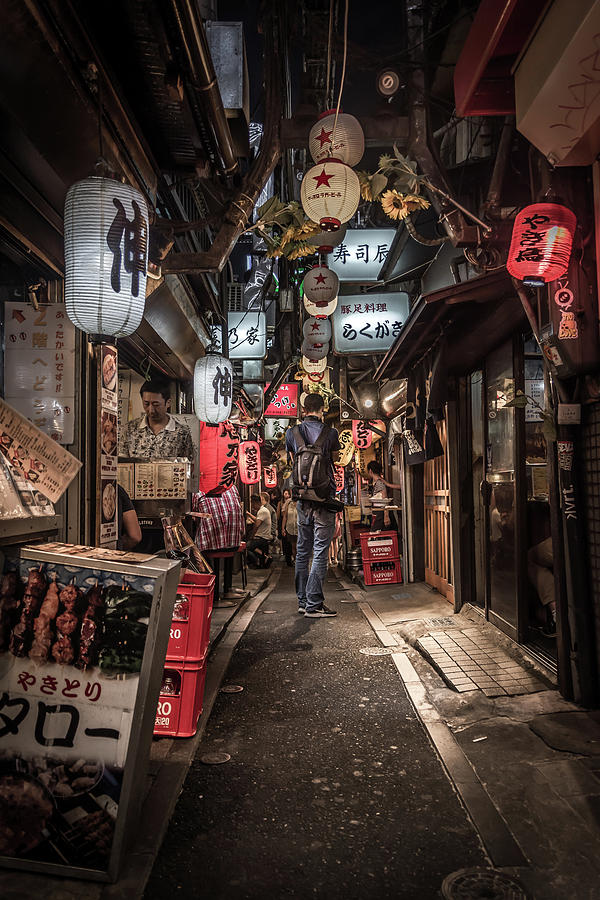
top-left (250, 494), bottom-right (261, 507)
top-left (303, 393), bottom-right (324, 414)
top-left (367, 460), bottom-right (383, 476)
top-left (140, 378), bottom-right (171, 402)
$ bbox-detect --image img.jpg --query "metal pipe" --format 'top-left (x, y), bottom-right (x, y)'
top-left (484, 116), bottom-right (514, 213)
top-left (170, 0), bottom-right (238, 176)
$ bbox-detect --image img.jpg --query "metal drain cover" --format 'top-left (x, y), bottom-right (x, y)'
top-left (199, 751), bottom-right (231, 765)
top-left (424, 617), bottom-right (458, 628)
top-left (220, 684), bottom-right (244, 693)
top-left (359, 646), bottom-right (396, 656)
top-left (442, 868), bottom-right (530, 899)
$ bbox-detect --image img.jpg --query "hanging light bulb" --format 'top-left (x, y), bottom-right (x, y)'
top-left (300, 161), bottom-right (360, 230)
top-left (309, 110), bottom-right (365, 167)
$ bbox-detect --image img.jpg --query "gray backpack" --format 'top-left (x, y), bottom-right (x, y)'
top-left (291, 424), bottom-right (331, 503)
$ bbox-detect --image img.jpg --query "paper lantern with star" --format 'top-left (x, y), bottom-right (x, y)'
top-left (303, 317), bottom-right (332, 343)
top-left (301, 339), bottom-right (329, 361)
top-left (303, 295), bottom-right (338, 318)
top-left (301, 355), bottom-right (327, 375)
top-left (310, 223), bottom-right (348, 253)
top-left (309, 111), bottom-right (365, 167)
top-left (302, 265), bottom-right (339, 305)
top-left (300, 161), bottom-right (360, 230)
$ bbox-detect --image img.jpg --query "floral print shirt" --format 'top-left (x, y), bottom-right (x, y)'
top-left (118, 415), bottom-right (195, 461)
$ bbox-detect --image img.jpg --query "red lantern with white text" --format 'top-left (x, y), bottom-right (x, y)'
top-left (198, 421), bottom-right (239, 495)
top-left (334, 465), bottom-right (345, 494)
top-left (263, 465), bottom-right (277, 489)
top-left (301, 161), bottom-right (360, 230)
top-left (239, 440), bottom-right (261, 485)
top-left (352, 419), bottom-right (372, 450)
top-left (507, 203), bottom-right (576, 286)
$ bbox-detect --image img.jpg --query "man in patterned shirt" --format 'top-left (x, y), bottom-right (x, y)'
top-left (119, 378), bottom-right (194, 460)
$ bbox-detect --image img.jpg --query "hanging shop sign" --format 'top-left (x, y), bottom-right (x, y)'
top-left (338, 429), bottom-right (356, 466)
top-left (197, 421), bottom-right (239, 494)
top-left (4, 302), bottom-right (76, 445)
top-left (194, 354), bottom-right (233, 424)
top-left (0, 546), bottom-right (179, 880)
top-left (263, 465), bottom-right (278, 488)
top-left (334, 465), bottom-right (345, 493)
top-left (227, 311), bottom-right (267, 359)
top-left (239, 440), bottom-right (261, 485)
top-left (264, 382), bottom-right (299, 418)
top-left (328, 229), bottom-right (395, 282)
top-left (264, 418), bottom-right (289, 441)
top-left (352, 419), bottom-right (372, 450)
top-left (332, 292), bottom-right (410, 355)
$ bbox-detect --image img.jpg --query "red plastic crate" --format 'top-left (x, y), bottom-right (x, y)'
top-left (360, 530), bottom-right (399, 562)
top-left (363, 558), bottom-right (402, 586)
top-left (154, 654), bottom-right (207, 737)
top-left (166, 572), bottom-right (215, 661)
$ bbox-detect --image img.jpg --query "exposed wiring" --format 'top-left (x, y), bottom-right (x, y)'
top-left (331, 0), bottom-right (349, 146)
top-left (325, 0), bottom-right (335, 108)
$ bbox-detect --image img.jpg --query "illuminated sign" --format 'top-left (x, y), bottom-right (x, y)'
top-left (332, 292), bottom-right (410, 355)
top-left (328, 229), bottom-right (395, 282)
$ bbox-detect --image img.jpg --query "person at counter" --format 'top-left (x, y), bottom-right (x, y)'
top-left (118, 378), bottom-right (194, 461)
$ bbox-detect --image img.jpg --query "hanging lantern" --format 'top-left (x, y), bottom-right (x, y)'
top-left (309, 110), bottom-right (365, 167)
top-left (310, 223), bottom-right (348, 253)
top-left (303, 265), bottom-right (339, 305)
top-left (301, 339), bottom-right (329, 361)
top-left (303, 295), bottom-right (338, 318)
top-left (303, 317), bottom-right (332, 342)
top-left (64, 176), bottom-right (149, 338)
top-left (239, 440), bottom-right (261, 485)
top-left (300, 161), bottom-right (360, 230)
top-left (369, 419), bottom-right (387, 442)
top-left (334, 465), bottom-right (345, 494)
top-left (263, 465), bottom-right (278, 489)
top-left (198, 421), bottom-right (239, 495)
top-left (507, 203), bottom-right (576, 286)
top-left (301, 355), bottom-right (327, 374)
top-left (194, 354), bottom-right (233, 424)
top-left (338, 429), bottom-right (355, 466)
top-left (352, 419), bottom-right (373, 450)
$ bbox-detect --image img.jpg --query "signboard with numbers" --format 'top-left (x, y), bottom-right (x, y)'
top-left (0, 547), bottom-right (180, 881)
top-left (332, 292), bottom-right (410, 355)
top-left (328, 229), bottom-right (395, 282)
top-left (227, 311), bottom-right (267, 359)
top-left (264, 382), bottom-right (299, 417)
top-left (4, 302), bottom-right (76, 445)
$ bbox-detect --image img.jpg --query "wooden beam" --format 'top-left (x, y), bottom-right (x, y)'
top-left (280, 115), bottom-right (410, 149)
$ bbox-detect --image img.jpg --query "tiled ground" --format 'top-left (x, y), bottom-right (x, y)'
top-left (417, 627), bottom-right (547, 696)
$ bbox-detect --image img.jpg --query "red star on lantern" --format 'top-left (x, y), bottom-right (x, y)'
top-left (314, 273), bottom-right (327, 284)
top-left (310, 321), bottom-right (321, 331)
top-left (313, 168), bottom-right (334, 188)
top-left (316, 126), bottom-right (333, 148)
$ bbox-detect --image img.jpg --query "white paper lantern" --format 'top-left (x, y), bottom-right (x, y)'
top-left (303, 295), bottom-right (338, 318)
top-left (310, 223), bottom-right (348, 252)
top-left (302, 355), bottom-right (327, 374)
top-left (301, 161), bottom-right (360, 230)
top-left (194, 354), bottom-right (233, 424)
top-left (303, 317), bottom-right (332, 342)
top-left (64, 176), bottom-right (149, 337)
top-left (301, 339), bottom-right (329, 361)
top-left (309, 111), bottom-right (365, 167)
top-left (303, 265), bottom-right (339, 304)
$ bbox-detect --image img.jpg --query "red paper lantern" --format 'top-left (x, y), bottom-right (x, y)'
top-left (334, 465), bottom-right (345, 494)
top-left (239, 440), bottom-right (261, 485)
top-left (507, 203), bottom-right (576, 286)
top-left (198, 421), bottom-right (239, 495)
top-left (263, 465), bottom-right (277, 489)
top-left (352, 419), bottom-right (372, 450)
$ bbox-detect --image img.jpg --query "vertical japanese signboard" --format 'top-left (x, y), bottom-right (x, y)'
top-left (332, 293), bottom-right (410, 355)
top-left (0, 548), bottom-right (180, 881)
top-left (97, 346), bottom-right (118, 546)
top-left (4, 302), bottom-right (76, 445)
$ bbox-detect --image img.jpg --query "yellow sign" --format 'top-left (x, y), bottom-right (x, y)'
top-left (338, 429), bottom-right (355, 466)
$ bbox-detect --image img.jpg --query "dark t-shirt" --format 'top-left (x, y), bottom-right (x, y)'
top-left (285, 417), bottom-right (340, 497)
top-left (118, 485), bottom-right (135, 547)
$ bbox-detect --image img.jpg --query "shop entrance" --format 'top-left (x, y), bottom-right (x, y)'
top-left (424, 420), bottom-right (453, 601)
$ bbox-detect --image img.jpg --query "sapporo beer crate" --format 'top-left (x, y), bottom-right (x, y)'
top-left (154, 652), bottom-right (208, 738)
top-left (166, 572), bottom-right (215, 661)
top-left (363, 558), bottom-right (403, 586)
top-left (359, 530), bottom-right (399, 563)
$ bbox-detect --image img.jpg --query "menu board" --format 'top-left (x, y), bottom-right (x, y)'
top-left (4, 302), bottom-right (76, 445)
top-left (97, 346), bottom-right (118, 546)
top-left (134, 461), bottom-right (188, 500)
top-left (0, 548), bottom-right (179, 880)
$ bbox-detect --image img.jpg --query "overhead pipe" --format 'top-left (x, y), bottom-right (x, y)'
top-left (169, 0), bottom-right (238, 176)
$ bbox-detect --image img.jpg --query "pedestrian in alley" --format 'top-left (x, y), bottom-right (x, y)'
top-left (286, 393), bottom-right (341, 618)
top-left (245, 493), bottom-right (273, 568)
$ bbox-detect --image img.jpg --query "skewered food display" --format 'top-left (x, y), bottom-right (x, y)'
top-left (9, 567), bottom-right (46, 657)
top-left (76, 583), bottom-right (104, 670)
top-left (0, 572), bottom-right (20, 651)
top-left (0, 773), bottom-right (54, 855)
top-left (29, 578), bottom-right (60, 664)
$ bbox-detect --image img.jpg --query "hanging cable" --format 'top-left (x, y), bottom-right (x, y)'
top-left (325, 0), bottom-right (335, 109)
top-left (331, 0), bottom-right (349, 145)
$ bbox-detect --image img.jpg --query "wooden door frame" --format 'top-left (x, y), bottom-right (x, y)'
top-left (424, 418), bottom-right (453, 602)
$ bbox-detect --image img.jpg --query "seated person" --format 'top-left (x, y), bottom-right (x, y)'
top-left (528, 536), bottom-right (556, 636)
top-left (245, 494), bottom-right (273, 568)
top-left (365, 461), bottom-right (399, 532)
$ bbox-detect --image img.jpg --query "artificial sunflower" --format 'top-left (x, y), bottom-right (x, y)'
top-left (380, 189), bottom-right (430, 221)
top-left (279, 225), bottom-right (296, 249)
top-left (357, 170), bottom-right (373, 201)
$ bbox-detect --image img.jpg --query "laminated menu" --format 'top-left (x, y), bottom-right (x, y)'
top-left (134, 461), bottom-right (188, 500)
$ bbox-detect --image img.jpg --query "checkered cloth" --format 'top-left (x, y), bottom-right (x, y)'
top-left (192, 484), bottom-right (244, 551)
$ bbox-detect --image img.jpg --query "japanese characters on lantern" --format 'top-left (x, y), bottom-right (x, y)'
top-left (507, 203), bottom-right (576, 285)
top-left (352, 419), bottom-right (372, 450)
top-left (334, 465), bottom-right (345, 493)
top-left (194, 354), bottom-right (233, 424)
top-left (198, 421), bottom-right (239, 494)
top-left (263, 465), bottom-right (277, 489)
top-left (239, 440), bottom-right (261, 485)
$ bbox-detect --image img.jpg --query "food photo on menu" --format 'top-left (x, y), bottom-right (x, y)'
top-left (0, 558), bottom-right (155, 871)
top-left (101, 412), bottom-right (118, 457)
top-left (101, 346), bottom-right (117, 393)
top-left (101, 481), bottom-right (117, 523)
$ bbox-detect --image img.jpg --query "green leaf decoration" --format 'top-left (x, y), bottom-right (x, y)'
top-left (505, 393), bottom-right (529, 409)
top-left (370, 173), bottom-right (388, 199)
top-left (541, 415), bottom-right (557, 442)
top-left (257, 196), bottom-right (279, 220)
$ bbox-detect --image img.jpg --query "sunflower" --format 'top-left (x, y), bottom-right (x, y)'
top-left (357, 170), bottom-right (373, 202)
top-left (279, 225), bottom-right (296, 249)
top-left (380, 189), bottom-right (430, 221)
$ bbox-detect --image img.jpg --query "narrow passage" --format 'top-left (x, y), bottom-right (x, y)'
top-left (145, 568), bottom-right (486, 899)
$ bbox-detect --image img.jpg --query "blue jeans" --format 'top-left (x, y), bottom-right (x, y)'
top-left (295, 502), bottom-right (336, 613)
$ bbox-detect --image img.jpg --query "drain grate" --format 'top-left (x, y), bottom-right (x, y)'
top-left (359, 646), bottom-right (396, 656)
top-left (442, 868), bottom-right (530, 899)
top-left (423, 617), bottom-right (458, 628)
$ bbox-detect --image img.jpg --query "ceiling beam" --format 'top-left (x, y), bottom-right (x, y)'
top-left (280, 115), bottom-right (410, 150)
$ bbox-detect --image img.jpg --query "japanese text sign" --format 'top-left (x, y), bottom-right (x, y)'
top-left (328, 229), bottom-right (395, 282)
top-left (264, 382), bottom-right (299, 417)
top-left (332, 292), bottom-right (409, 355)
top-left (228, 311), bottom-right (267, 359)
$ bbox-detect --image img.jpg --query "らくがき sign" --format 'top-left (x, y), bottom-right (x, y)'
top-left (328, 229), bottom-right (395, 282)
top-left (264, 383), bottom-right (299, 417)
top-left (332, 292), bottom-right (409, 355)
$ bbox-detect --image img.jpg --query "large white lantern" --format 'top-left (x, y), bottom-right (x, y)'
top-left (302, 354), bottom-right (327, 374)
top-left (64, 176), bottom-right (149, 338)
top-left (310, 223), bottom-right (348, 252)
top-left (301, 161), bottom-right (360, 230)
top-left (194, 354), bottom-right (233, 424)
top-left (301, 339), bottom-right (329, 361)
top-left (309, 111), bottom-right (365, 167)
top-left (303, 316), bottom-right (332, 342)
top-left (303, 265), bottom-right (339, 304)
top-left (304, 295), bottom-right (338, 318)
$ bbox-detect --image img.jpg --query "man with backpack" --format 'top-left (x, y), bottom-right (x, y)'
top-left (285, 393), bottom-right (341, 618)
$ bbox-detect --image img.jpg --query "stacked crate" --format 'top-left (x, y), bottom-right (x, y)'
top-left (154, 571), bottom-right (215, 737)
top-left (359, 531), bottom-right (403, 586)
